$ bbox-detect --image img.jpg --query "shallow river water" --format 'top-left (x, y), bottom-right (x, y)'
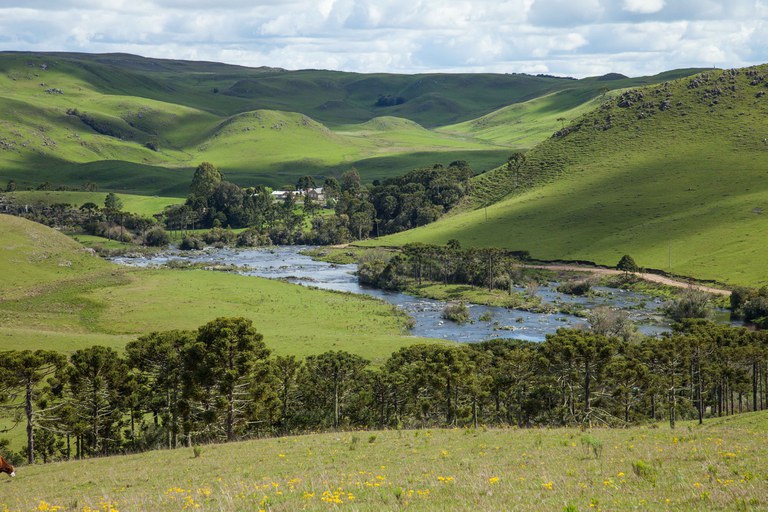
top-left (112, 246), bottom-right (676, 343)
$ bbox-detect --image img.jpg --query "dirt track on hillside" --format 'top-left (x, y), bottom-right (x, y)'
top-left (523, 264), bottom-right (731, 296)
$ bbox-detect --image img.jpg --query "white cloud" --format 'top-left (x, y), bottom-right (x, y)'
top-left (0, 0), bottom-right (765, 77)
top-left (528, 0), bottom-right (605, 27)
top-left (623, 0), bottom-right (665, 15)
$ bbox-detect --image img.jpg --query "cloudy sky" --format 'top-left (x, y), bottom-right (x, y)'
top-left (1, 0), bottom-right (766, 77)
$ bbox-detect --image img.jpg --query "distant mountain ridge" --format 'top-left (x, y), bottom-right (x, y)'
top-left (0, 51), bottom-right (705, 193)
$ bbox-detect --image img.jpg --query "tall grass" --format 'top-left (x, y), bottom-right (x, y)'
top-left (3, 413), bottom-right (768, 511)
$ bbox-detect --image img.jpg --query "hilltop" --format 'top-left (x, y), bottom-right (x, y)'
top-left (376, 64), bottom-right (768, 286)
top-left (0, 51), bottom-right (702, 194)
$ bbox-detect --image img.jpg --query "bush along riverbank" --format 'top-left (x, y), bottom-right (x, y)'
top-left (352, 243), bottom-right (729, 324)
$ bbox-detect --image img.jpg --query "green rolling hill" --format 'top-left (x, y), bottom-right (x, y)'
top-left (0, 51), bottom-right (703, 195)
top-left (374, 65), bottom-right (768, 286)
top-left (436, 69), bottom-right (705, 148)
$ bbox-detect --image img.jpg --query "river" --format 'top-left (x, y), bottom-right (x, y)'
top-left (112, 246), bottom-right (677, 343)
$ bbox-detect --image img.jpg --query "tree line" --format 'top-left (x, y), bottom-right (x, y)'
top-left (0, 191), bottom-right (170, 247)
top-left (3, 317), bottom-right (768, 466)
top-left (2, 160), bottom-right (474, 248)
top-left (173, 160), bottom-right (473, 246)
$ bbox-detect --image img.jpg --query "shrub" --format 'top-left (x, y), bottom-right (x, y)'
top-left (358, 251), bottom-right (407, 291)
top-left (632, 459), bottom-right (657, 484)
top-left (731, 286), bottom-right (768, 327)
top-left (143, 226), bottom-right (170, 247)
top-left (202, 227), bottom-right (237, 245)
top-left (580, 434), bottom-right (603, 459)
top-left (236, 228), bottom-right (270, 247)
top-left (557, 280), bottom-right (591, 295)
top-left (102, 226), bottom-right (133, 243)
top-left (442, 302), bottom-right (470, 324)
top-left (268, 226), bottom-right (301, 245)
top-left (358, 250), bottom-right (392, 286)
top-left (665, 288), bottom-right (713, 321)
top-left (617, 254), bottom-right (639, 273)
top-left (179, 235), bottom-right (205, 251)
top-left (730, 286), bottom-right (754, 315)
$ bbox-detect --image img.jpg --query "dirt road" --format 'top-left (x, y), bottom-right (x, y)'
top-left (523, 264), bottom-right (731, 296)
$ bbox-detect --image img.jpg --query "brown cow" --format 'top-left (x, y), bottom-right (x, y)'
top-left (0, 455), bottom-right (15, 477)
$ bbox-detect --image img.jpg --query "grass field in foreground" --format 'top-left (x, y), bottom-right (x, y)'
top-left (2, 412), bottom-right (767, 511)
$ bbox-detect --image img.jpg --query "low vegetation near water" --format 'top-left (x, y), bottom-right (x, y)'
top-left (3, 413), bottom-right (768, 511)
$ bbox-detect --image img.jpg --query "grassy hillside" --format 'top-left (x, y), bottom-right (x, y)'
top-left (0, 52), bottom-right (702, 194)
top-left (437, 89), bottom-right (613, 148)
top-left (191, 110), bottom-right (499, 188)
top-left (375, 65), bottom-right (768, 287)
top-left (3, 412), bottom-right (767, 511)
top-left (0, 215), bottom-right (111, 300)
top-left (0, 214), bottom-right (434, 363)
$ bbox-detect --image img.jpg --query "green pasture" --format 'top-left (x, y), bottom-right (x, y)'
top-left (0, 268), bottom-right (426, 363)
top-left (191, 110), bottom-right (504, 188)
top-left (7, 191), bottom-right (184, 215)
top-left (0, 52), bottom-right (703, 193)
top-left (437, 89), bottom-right (614, 147)
top-left (66, 234), bottom-right (136, 251)
top-left (0, 215), bottom-right (435, 363)
top-left (3, 412), bottom-right (767, 511)
top-left (0, 215), bottom-right (111, 300)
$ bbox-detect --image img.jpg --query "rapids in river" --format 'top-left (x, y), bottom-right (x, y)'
top-left (112, 246), bottom-right (681, 343)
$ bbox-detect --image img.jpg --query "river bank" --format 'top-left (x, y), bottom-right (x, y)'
top-left (111, 246), bottom-right (692, 342)
top-left (302, 246), bottom-right (730, 309)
